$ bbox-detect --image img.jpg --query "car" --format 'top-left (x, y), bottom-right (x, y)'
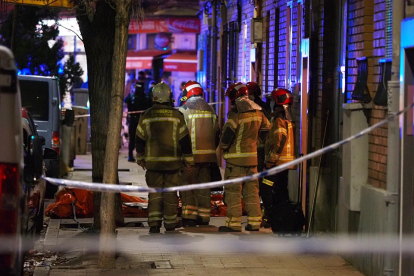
top-left (0, 45), bottom-right (25, 276)
top-left (19, 75), bottom-right (61, 197)
top-left (19, 75), bottom-right (61, 176)
top-left (0, 46), bottom-right (58, 276)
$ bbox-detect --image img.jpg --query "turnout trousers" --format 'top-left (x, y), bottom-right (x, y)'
top-left (223, 163), bottom-right (262, 231)
top-left (146, 170), bottom-right (180, 229)
top-left (181, 163), bottom-right (211, 223)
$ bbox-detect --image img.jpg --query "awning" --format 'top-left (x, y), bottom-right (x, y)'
top-left (126, 50), bottom-right (170, 70)
top-left (163, 51), bottom-right (198, 72)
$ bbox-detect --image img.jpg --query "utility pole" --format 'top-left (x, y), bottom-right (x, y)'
top-left (383, 1), bottom-right (404, 275)
top-left (254, 0), bottom-right (262, 85)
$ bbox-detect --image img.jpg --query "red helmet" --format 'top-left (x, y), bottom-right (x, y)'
top-left (225, 82), bottom-right (248, 101)
top-left (271, 88), bottom-right (293, 105)
top-left (246, 82), bottom-right (261, 98)
top-left (182, 80), bottom-right (203, 100)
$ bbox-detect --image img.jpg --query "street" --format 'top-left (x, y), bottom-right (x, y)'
top-left (33, 149), bottom-right (364, 276)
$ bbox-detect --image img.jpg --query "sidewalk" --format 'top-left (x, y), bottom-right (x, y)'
top-left (34, 149), bottom-right (365, 276)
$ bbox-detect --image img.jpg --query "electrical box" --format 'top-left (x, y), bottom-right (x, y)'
top-left (250, 17), bottom-right (263, 44)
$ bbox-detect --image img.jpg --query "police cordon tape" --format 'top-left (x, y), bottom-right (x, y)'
top-left (73, 102), bottom-right (223, 118)
top-left (47, 102), bottom-right (414, 193)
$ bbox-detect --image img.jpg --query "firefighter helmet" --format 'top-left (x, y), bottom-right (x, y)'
top-left (225, 82), bottom-right (248, 102)
top-left (182, 80), bottom-right (203, 100)
top-left (271, 88), bottom-right (293, 105)
top-left (246, 82), bottom-right (261, 98)
top-left (152, 82), bottom-right (172, 103)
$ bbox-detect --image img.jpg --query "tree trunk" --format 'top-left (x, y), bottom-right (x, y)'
top-left (98, 0), bottom-right (131, 269)
top-left (76, 1), bottom-right (123, 230)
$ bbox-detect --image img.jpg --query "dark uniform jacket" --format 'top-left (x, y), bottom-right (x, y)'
top-left (135, 104), bottom-right (194, 171)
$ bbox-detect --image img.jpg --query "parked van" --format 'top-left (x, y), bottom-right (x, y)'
top-left (19, 75), bottom-right (61, 180)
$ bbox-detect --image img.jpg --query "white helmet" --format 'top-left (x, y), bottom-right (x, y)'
top-left (152, 82), bottom-right (172, 103)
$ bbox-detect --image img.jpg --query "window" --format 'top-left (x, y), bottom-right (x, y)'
top-left (20, 80), bottom-right (49, 121)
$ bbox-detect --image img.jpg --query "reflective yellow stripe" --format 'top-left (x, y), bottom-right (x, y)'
top-left (137, 125), bottom-right (144, 135)
top-left (148, 211), bottom-right (162, 217)
top-left (188, 114), bottom-right (215, 119)
top-left (145, 157), bottom-right (181, 161)
top-left (164, 214), bottom-right (177, 220)
top-left (193, 149), bottom-right (217, 154)
top-left (239, 117), bottom-right (262, 123)
top-left (183, 155), bottom-right (194, 163)
top-left (183, 210), bottom-right (198, 215)
top-left (198, 208), bottom-right (211, 213)
top-left (236, 123), bottom-right (244, 153)
top-left (274, 128), bottom-right (287, 135)
top-left (226, 119), bottom-right (237, 129)
top-left (143, 117), bottom-right (180, 124)
top-left (247, 216), bottom-right (262, 221)
top-left (173, 121), bottom-right (177, 157)
top-left (224, 152), bottom-right (257, 158)
top-left (179, 125), bottom-right (187, 133)
top-left (262, 179), bottom-right (274, 186)
top-left (183, 205), bottom-right (198, 210)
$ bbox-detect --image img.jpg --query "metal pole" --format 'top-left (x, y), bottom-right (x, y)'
top-left (383, 1), bottom-right (403, 275)
top-left (306, 110), bottom-right (329, 237)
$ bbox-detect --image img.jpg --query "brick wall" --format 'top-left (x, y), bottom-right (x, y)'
top-left (347, 0), bottom-right (387, 189)
top-left (368, 0), bottom-right (388, 189)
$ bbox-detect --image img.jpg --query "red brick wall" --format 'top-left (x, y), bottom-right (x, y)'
top-left (347, 0), bottom-right (387, 189)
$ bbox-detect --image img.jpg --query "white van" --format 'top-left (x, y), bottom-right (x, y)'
top-left (19, 76), bottom-right (61, 186)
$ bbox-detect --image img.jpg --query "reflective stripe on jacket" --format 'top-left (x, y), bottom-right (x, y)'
top-left (136, 104), bottom-right (194, 170)
top-left (265, 117), bottom-right (296, 168)
top-left (179, 98), bottom-right (219, 163)
top-left (220, 108), bottom-right (270, 166)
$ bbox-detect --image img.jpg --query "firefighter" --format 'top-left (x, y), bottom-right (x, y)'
top-left (135, 82), bottom-right (194, 234)
top-left (246, 82), bottom-right (271, 228)
top-left (219, 82), bottom-right (271, 232)
top-left (124, 80), bottom-right (150, 162)
top-left (178, 80), bottom-right (220, 226)
top-left (262, 88), bottom-right (296, 212)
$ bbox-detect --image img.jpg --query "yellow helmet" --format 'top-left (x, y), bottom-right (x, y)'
top-left (152, 82), bottom-right (172, 103)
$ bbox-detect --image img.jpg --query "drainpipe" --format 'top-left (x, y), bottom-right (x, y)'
top-left (383, 1), bottom-right (403, 276)
top-left (210, 0), bottom-right (218, 103)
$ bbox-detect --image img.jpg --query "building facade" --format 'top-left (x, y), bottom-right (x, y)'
top-left (199, 0), bottom-right (414, 275)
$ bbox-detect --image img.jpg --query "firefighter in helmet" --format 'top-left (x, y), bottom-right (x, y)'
top-left (178, 80), bottom-right (220, 226)
top-left (135, 82), bottom-right (194, 234)
top-left (219, 82), bottom-right (271, 232)
top-left (262, 88), bottom-right (296, 213)
top-left (246, 81), bottom-right (271, 228)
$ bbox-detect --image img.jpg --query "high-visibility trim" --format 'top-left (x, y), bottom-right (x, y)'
top-left (239, 117), bottom-right (262, 123)
top-left (236, 122), bottom-right (244, 153)
top-left (224, 152), bottom-right (257, 159)
top-left (145, 157), bottom-right (181, 161)
top-left (226, 119), bottom-right (237, 129)
top-left (173, 121), bottom-right (178, 157)
top-left (234, 83), bottom-right (244, 92)
top-left (198, 213), bottom-right (210, 218)
top-left (182, 210), bottom-right (198, 215)
top-left (142, 117), bottom-right (180, 124)
top-left (183, 155), bottom-right (194, 163)
top-left (186, 83), bottom-right (202, 91)
top-left (274, 128), bottom-right (287, 135)
top-left (198, 207), bottom-right (211, 213)
top-left (193, 149), bottom-right (217, 154)
top-left (183, 205), bottom-right (198, 210)
top-left (179, 125), bottom-right (187, 134)
top-left (247, 216), bottom-right (262, 221)
top-left (262, 179), bottom-right (274, 186)
top-left (137, 125), bottom-right (144, 136)
top-left (164, 214), bottom-right (177, 220)
top-left (188, 114), bottom-right (215, 119)
top-left (146, 124), bottom-right (151, 157)
top-left (148, 211), bottom-right (162, 217)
